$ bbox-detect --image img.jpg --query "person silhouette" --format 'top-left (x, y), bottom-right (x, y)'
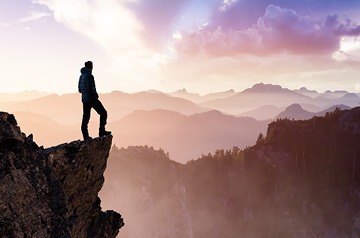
top-left (78, 61), bottom-right (111, 140)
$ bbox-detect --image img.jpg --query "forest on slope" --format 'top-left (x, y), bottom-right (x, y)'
top-left (101, 107), bottom-right (360, 238)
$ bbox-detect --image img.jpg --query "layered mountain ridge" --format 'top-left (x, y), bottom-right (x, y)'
top-left (1, 82), bottom-right (359, 164)
top-left (101, 107), bottom-right (360, 238)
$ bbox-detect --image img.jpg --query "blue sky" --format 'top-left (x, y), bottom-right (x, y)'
top-left (1, 0), bottom-right (360, 94)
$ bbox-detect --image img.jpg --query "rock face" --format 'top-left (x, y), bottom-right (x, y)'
top-left (0, 112), bottom-right (123, 237)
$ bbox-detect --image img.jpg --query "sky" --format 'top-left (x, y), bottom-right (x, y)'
top-left (1, 0), bottom-right (360, 94)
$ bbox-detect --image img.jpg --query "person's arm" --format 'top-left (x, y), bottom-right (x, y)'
top-left (90, 76), bottom-right (99, 98)
top-left (78, 77), bottom-right (82, 93)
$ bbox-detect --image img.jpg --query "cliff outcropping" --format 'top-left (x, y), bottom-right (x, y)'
top-left (0, 112), bottom-right (123, 237)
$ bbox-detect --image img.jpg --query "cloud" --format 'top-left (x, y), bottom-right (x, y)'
top-left (219, 0), bottom-right (239, 11)
top-left (125, 0), bottom-right (191, 49)
top-left (18, 11), bottom-right (51, 23)
top-left (0, 10), bottom-right (50, 28)
top-left (33, 0), bottom-right (146, 55)
top-left (176, 4), bottom-right (360, 57)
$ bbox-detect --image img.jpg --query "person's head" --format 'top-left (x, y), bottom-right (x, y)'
top-left (84, 61), bottom-right (93, 70)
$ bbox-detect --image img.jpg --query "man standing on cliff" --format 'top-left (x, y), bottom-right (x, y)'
top-left (78, 61), bottom-right (111, 140)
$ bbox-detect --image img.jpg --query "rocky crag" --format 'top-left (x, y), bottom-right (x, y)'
top-left (0, 112), bottom-right (123, 237)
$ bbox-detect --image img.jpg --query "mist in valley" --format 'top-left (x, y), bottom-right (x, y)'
top-left (1, 84), bottom-right (360, 237)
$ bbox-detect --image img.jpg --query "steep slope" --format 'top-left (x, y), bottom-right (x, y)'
top-left (0, 112), bottom-right (123, 237)
top-left (101, 107), bottom-right (360, 238)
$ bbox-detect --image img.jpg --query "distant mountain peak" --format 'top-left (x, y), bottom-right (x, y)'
top-left (275, 103), bottom-right (312, 120)
top-left (297, 87), bottom-right (318, 93)
top-left (175, 88), bottom-right (188, 93)
top-left (242, 83), bottom-right (290, 93)
top-left (147, 89), bottom-right (163, 94)
top-left (342, 93), bottom-right (359, 99)
top-left (285, 103), bottom-right (303, 112)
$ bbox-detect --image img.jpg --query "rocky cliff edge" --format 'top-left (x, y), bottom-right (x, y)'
top-left (0, 112), bottom-right (124, 237)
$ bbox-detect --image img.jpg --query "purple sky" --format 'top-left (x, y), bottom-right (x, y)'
top-left (1, 0), bottom-right (360, 93)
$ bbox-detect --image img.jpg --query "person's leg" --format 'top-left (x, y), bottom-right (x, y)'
top-left (92, 99), bottom-right (111, 136)
top-left (81, 102), bottom-right (92, 139)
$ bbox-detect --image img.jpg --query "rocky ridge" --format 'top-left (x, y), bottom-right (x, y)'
top-left (0, 112), bottom-right (123, 237)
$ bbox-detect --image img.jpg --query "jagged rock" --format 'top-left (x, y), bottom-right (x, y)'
top-left (0, 112), bottom-right (123, 237)
top-left (0, 112), bottom-right (26, 145)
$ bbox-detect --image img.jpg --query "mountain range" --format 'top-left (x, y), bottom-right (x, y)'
top-left (14, 109), bottom-right (269, 163)
top-left (100, 107), bottom-right (360, 238)
top-left (2, 82), bottom-right (359, 163)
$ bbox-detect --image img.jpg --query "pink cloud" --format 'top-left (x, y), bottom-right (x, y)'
top-left (176, 4), bottom-right (360, 57)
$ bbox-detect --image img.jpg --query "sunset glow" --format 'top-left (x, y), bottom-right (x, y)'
top-left (1, 0), bottom-right (360, 94)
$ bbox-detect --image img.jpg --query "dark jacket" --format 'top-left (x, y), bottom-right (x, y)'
top-left (78, 67), bottom-right (99, 103)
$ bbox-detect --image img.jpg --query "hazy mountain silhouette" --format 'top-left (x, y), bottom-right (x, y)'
top-left (0, 90), bottom-right (50, 102)
top-left (201, 83), bottom-right (311, 115)
top-left (311, 93), bottom-right (359, 108)
top-left (202, 89), bottom-right (236, 102)
top-left (201, 83), bottom-right (358, 115)
top-left (109, 109), bottom-right (269, 163)
top-left (242, 83), bottom-right (298, 94)
top-left (108, 109), bottom-right (187, 147)
top-left (169, 89), bottom-right (237, 104)
top-left (12, 109), bottom-right (268, 163)
top-left (239, 105), bottom-right (283, 120)
top-left (4, 91), bottom-right (206, 125)
top-left (3, 84), bottom-right (358, 126)
top-left (340, 93), bottom-right (360, 107)
top-left (168, 88), bottom-right (202, 103)
top-left (275, 104), bottom-right (314, 120)
top-left (276, 103), bottom-right (351, 120)
top-left (324, 90), bottom-right (349, 98)
top-left (2, 84), bottom-right (358, 161)
top-left (13, 111), bottom-right (80, 145)
top-left (150, 110), bottom-right (269, 163)
top-left (101, 91), bottom-right (206, 122)
top-left (4, 94), bottom-right (81, 125)
top-left (294, 87), bottom-right (319, 98)
top-left (101, 107), bottom-right (360, 238)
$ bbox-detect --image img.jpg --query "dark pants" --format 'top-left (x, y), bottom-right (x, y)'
top-left (81, 99), bottom-right (107, 138)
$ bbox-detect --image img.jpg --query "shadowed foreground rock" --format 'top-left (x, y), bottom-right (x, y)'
top-left (0, 112), bottom-right (123, 237)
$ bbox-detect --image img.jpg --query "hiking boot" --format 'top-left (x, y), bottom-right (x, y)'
top-left (99, 130), bottom-right (111, 137)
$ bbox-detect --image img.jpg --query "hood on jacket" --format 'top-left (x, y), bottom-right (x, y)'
top-left (80, 67), bottom-right (91, 75)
